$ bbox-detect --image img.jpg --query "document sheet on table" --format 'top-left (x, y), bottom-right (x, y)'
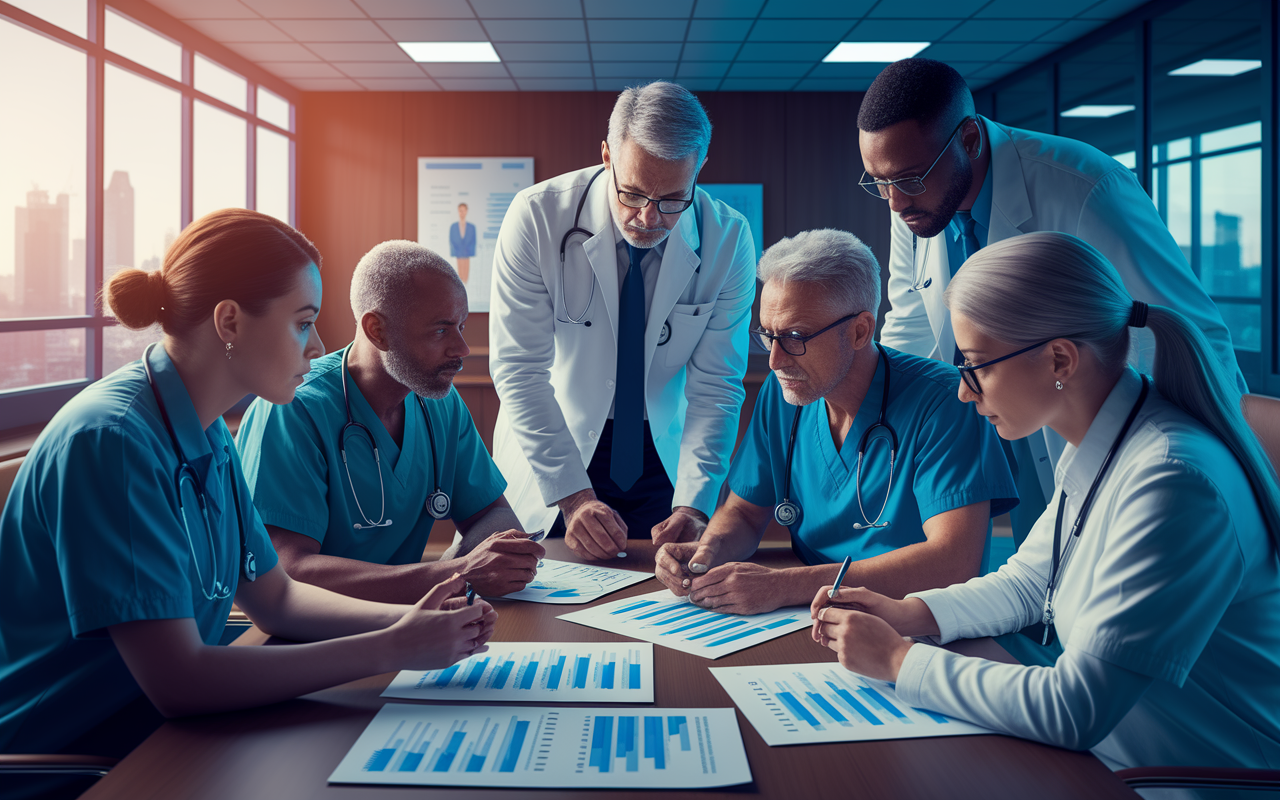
top-left (710, 662), bottom-right (995, 745)
top-left (382, 642), bottom-right (655, 703)
top-left (502, 559), bottom-right (653, 604)
top-left (329, 703), bottom-right (753, 789)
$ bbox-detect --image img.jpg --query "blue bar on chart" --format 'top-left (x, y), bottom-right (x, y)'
top-left (573, 655), bottom-right (590, 689)
top-left (668, 716), bottom-right (691, 751)
top-left (825, 680), bottom-right (882, 725)
top-left (589, 716), bottom-right (614, 772)
top-left (687, 619), bottom-right (748, 640)
top-left (492, 659), bottom-right (515, 690)
top-left (629, 663), bottom-right (641, 690)
top-left (709, 616), bottom-right (800, 646)
top-left (366, 747), bottom-right (396, 772)
top-left (616, 716), bottom-right (639, 772)
top-left (643, 716), bottom-right (665, 770)
top-left (518, 661), bottom-right (539, 690)
top-left (776, 688), bottom-right (822, 729)
top-left (431, 730), bottom-right (466, 772)
top-left (434, 664), bottom-right (460, 687)
top-left (498, 720), bottom-right (529, 772)
top-left (463, 658), bottom-right (490, 690)
top-left (600, 661), bottom-right (615, 689)
top-left (466, 724), bottom-right (498, 772)
top-left (915, 707), bottom-right (950, 724)
top-left (547, 655), bottom-right (566, 690)
top-left (612, 600), bottom-right (657, 615)
top-left (858, 685), bottom-right (910, 722)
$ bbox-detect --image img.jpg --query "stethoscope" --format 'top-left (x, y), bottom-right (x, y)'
top-left (773, 343), bottom-right (899, 531)
top-left (905, 120), bottom-right (983, 294)
top-left (1039, 375), bottom-right (1150, 647)
top-left (339, 345), bottom-right (451, 529)
top-left (143, 344), bottom-right (255, 601)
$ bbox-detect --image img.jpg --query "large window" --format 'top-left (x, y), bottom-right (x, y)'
top-left (978, 0), bottom-right (1276, 393)
top-left (0, 1), bottom-right (297, 428)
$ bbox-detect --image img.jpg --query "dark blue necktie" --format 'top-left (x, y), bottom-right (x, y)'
top-left (953, 213), bottom-right (981, 366)
top-left (611, 244), bottom-right (645, 491)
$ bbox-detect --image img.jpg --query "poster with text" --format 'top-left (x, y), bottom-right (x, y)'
top-left (418, 157), bottom-right (534, 312)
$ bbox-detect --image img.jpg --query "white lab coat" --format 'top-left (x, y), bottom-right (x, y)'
top-left (879, 116), bottom-right (1246, 499)
top-left (489, 165), bottom-right (757, 533)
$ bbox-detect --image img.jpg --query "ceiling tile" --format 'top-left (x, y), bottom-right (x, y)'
top-left (976, 0), bottom-right (1096, 16)
top-left (587, 20), bottom-right (687, 42)
top-left (1037, 19), bottom-right (1106, 42)
top-left (727, 61), bottom-right (811, 78)
top-left (747, 19), bottom-right (857, 42)
top-left (693, 0), bottom-right (765, 18)
top-left (182, 19), bottom-right (292, 41)
top-left (374, 19), bottom-right (487, 39)
top-left (686, 19), bottom-right (753, 41)
top-left (482, 19), bottom-right (586, 41)
top-left (240, 0), bottom-right (366, 18)
top-left (584, 0), bottom-right (693, 17)
top-left (515, 78), bottom-right (597, 90)
top-left (337, 61), bottom-right (427, 77)
top-left (718, 77), bottom-right (798, 90)
top-left (680, 41), bottom-right (741, 60)
top-left (867, 0), bottom-right (987, 16)
top-left (306, 42), bottom-right (412, 60)
top-left (1078, 0), bottom-right (1152, 19)
top-left (506, 61), bottom-right (594, 78)
top-left (1002, 42), bottom-right (1063, 62)
top-left (676, 61), bottom-right (729, 78)
top-left (286, 77), bottom-right (364, 90)
top-left (434, 77), bottom-right (518, 90)
top-left (590, 42), bottom-right (683, 61)
top-left (735, 42), bottom-right (830, 61)
top-left (673, 78), bottom-right (722, 90)
top-left (919, 41), bottom-right (1022, 60)
top-left (224, 42), bottom-right (320, 61)
top-left (759, 0), bottom-right (874, 17)
top-left (846, 19), bottom-right (963, 41)
top-left (592, 61), bottom-right (677, 78)
top-left (357, 77), bottom-right (441, 89)
top-left (943, 19), bottom-right (1063, 42)
top-left (794, 77), bottom-right (872, 91)
top-left (950, 61), bottom-right (993, 75)
top-left (808, 62), bottom-right (894, 78)
top-left (274, 19), bottom-right (391, 41)
top-left (595, 78), bottom-right (669, 90)
top-left (473, 0), bottom-right (581, 17)
top-left (263, 61), bottom-right (345, 78)
top-left (146, 0), bottom-right (259, 19)
top-left (493, 42), bottom-right (590, 60)
top-left (422, 63), bottom-right (512, 77)
top-left (353, 0), bottom-right (474, 17)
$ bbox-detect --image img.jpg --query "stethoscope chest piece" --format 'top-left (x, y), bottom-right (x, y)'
top-left (773, 499), bottom-right (802, 528)
top-left (657, 321), bottom-right (671, 346)
top-left (427, 489), bottom-right (451, 520)
top-left (243, 550), bottom-right (257, 582)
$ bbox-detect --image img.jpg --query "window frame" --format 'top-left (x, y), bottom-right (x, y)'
top-left (0, 0), bottom-right (299, 430)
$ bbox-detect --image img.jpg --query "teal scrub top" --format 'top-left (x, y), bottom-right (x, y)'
top-left (728, 345), bottom-right (1018, 566)
top-left (0, 344), bottom-right (278, 753)
top-left (236, 347), bottom-right (507, 565)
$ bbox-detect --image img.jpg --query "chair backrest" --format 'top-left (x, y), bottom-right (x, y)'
top-left (1242, 394), bottom-right (1280, 471)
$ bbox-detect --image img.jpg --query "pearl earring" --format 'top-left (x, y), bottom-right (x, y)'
top-left (225, 342), bottom-right (234, 361)
top-left (1055, 380), bottom-right (1063, 390)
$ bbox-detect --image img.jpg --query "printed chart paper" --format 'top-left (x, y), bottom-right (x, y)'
top-left (709, 662), bottom-right (995, 745)
top-left (504, 559), bottom-right (652, 604)
top-left (329, 704), bottom-right (752, 789)
top-left (558, 590), bottom-right (810, 659)
top-left (382, 643), bottom-right (654, 703)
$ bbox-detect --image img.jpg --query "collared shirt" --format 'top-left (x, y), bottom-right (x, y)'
top-left (0, 344), bottom-right (277, 754)
top-left (943, 158), bottom-right (994, 276)
top-left (611, 216), bottom-right (665, 321)
top-left (236, 347), bottom-right (506, 565)
top-left (728, 346), bottom-right (1018, 565)
top-left (898, 368), bottom-right (1280, 771)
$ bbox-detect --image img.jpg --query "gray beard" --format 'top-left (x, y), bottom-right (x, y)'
top-left (383, 346), bottom-right (455, 400)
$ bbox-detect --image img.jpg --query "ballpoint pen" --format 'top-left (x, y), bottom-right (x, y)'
top-left (465, 581), bottom-right (476, 606)
top-left (828, 556), bottom-right (853, 599)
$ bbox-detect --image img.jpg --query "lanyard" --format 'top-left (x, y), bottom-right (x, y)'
top-left (1041, 376), bottom-right (1149, 646)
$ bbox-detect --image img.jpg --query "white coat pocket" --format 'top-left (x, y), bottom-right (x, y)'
top-left (663, 301), bottom-right (716, 368)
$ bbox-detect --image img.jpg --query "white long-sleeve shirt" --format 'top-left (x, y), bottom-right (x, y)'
top-left (895, 369), bottom-right (1280, 771)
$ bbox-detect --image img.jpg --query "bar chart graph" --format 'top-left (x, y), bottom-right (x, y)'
top-left (382, 643), bottom-right (654, 703)
top-left (329, 704), bottom-right (752, 789)
top-left (709, 662), bottom-right (994, 745)
top-left (504, 559), bottom-right (652, 604)
top-left (558, 590), bottom-right (811, 659)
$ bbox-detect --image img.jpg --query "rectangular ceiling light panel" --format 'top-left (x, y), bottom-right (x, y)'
top-left (398, 41), bottom-right (500, 62)
top-left (1168, 59), bottom-right (1262, 77)
top-left (1060, 104), bottom-right (1135, 118)
top-left (823, 42), bottom-right (930, 62)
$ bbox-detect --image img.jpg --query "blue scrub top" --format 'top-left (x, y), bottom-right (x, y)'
top-left (449, 221), bottom-right (477, 259)
top-left (236, 347), bottom-right (507, 565)
top-left (728, 345), bottom-right (1017, 565)
top-left (0, 344), bottom-right (278, 753)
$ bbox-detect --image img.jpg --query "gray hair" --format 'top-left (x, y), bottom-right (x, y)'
top-left (756, 229), bottom-right (880, 316)
top-left (350, 240), bottom-right (462, 325)
top-left (946, 231), bottom-right (1280, 550)
top-left (607, 81), bottom-right (712, 165)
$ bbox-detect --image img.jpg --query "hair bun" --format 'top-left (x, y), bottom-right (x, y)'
top-left (104, 267), bottom-right (165, 330)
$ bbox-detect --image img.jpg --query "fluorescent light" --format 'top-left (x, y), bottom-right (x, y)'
top-left (1168, 58), bottom-right (1261, 77)
top-left (823, 42), bottom-right (931, 63)
top-left (397, 41), bottom-right (500, 63)
top-left (1060, 104), bottom-right (1135, 118)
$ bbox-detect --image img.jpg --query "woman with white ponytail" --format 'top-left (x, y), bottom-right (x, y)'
top-left (809, 231), bottom-right (1280, 776)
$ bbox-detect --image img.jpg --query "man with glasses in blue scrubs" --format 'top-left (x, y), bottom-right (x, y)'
top-left (653, 229), bottom-right (1017, 615)
top-left (236, 241), bottom-right (544, 602)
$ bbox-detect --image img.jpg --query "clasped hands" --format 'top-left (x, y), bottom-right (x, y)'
top-left (654, 540), bottom-right (786, 616)
top-left (810, 585), bottom-right (936, 682)
top-left (559, 488), bottom-right (707, 560)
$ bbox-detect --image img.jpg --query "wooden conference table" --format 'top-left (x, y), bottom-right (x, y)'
top-left (81, 541), bottom-right (1139, 800)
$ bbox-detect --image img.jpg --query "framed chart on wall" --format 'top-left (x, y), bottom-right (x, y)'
top-left (417, 157), bottom-right (534, 312)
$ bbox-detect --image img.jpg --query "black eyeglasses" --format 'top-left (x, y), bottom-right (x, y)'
top-left (958, 338), bottom-right (1060, 394)
top-left (612, 163), bottom-right (697, 214)
top-left (752, 312), bottom-right (862, 357)
top-left (859, 117), bottom-right (970, 199)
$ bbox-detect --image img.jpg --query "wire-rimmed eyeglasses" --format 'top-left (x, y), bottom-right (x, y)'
top-left (958, 338), bottom-right (1060, 394)
top-left (752, 312), bottom-right (863, 357)
top-left (859, 117), bottom-right (970, 199)
top-left (612, 162), bottom-right (697, 214)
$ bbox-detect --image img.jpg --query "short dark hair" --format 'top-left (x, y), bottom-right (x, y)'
top-left (857, 58), bottom-right (973, 133)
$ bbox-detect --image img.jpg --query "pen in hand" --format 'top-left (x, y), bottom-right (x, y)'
top-left (465, 581), bottom-right (476, 606)
top-left (828, 556), bottom-right (853, 599)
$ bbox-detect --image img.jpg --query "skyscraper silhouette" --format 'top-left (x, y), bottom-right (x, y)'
top-left (14, 188), bottom-right (70, 316)
top-left (104, 170), bottom-right (134, 281)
